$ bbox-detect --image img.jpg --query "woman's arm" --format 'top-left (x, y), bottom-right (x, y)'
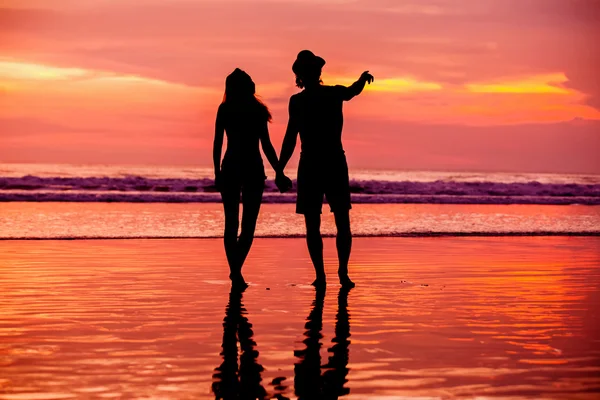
top-left (259, 122), bottom-right (280, 173)
top-left (213, 107), bottom-right (224, 184)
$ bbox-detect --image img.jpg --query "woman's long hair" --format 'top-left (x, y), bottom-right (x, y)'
top-left (222, 68), bottom-right (272, 123)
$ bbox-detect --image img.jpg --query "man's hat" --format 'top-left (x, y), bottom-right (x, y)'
top-left (292, 50), bottom-right (326, 75)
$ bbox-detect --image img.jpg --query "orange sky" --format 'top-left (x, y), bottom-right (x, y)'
top-left (0, 0), bottom-right (599, 173)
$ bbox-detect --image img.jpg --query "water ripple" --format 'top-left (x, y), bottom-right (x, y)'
top-left (0, 237), bottom-right (598, 398)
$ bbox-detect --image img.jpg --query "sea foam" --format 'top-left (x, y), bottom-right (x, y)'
top-left (1, 175), bottom-right (599, 205)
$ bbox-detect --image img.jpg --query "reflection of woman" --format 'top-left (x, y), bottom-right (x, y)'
top-left (213, 69), bottom-right (281, 287)
top-left (212, 287), bottom-right (352, 399)
top-left (294, 287), bottom-right (352, 399)
top-left (212, 287), bottom-right (267, 399)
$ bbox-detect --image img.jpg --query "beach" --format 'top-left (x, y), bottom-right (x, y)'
top-left (2, 0), bottom-right (599, 397)
top-left (1, 236), bottom-right (599, 399)
top-left (1, 165), bottom-right (599, 398)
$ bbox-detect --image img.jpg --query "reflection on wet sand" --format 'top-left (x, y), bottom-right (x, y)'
top-left (212, 288), bottom-right (267, 399)
top-left (1, 237), bottom-right (599, 399)
top-left (295, 287), bottom-right (351, 399)
top-left (212, 287), bottom-right (353, 399)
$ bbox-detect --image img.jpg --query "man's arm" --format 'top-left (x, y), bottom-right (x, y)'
top-left (277, 97), bottom-right (299, 173)
top-left (340, 71), bottom-right (374, 101)
top-left (273, 97), bottom-right (298, 193)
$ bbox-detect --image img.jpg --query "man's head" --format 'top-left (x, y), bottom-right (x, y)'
top-left (292, 50), bottom-right (325, 89)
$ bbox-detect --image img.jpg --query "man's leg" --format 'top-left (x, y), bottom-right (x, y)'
top-left (334, 210), bottom-right (354, 287)
top-left (304, 213), bottom-right (326, 286)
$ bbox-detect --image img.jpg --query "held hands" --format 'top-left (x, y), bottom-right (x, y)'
top-left (216, 170), bottom-right (292, 193)
top-left (275, 171), bottom-right (293, 193)
top-left (360, 71), bottom-right (374, 84)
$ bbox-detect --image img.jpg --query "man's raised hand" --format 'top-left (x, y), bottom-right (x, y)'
top-left (360, 71), bottom-right (374, 84)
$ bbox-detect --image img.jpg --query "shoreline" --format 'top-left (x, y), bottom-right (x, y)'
top-left (2, 231), bottom-right (600, 240)
top-left (2, 193), bottom-right (600, 205)
top-left (3, 202), bottom-right (598, 240)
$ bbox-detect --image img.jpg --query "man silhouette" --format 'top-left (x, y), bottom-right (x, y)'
top-left (276, 50), bottom-right (374, 287)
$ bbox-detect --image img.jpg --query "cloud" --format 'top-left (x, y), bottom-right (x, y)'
top-left (2, 116), bottom-right (598, 174)
top-left (326, 74), bottom-right (443, 93)
top-left (0, 59), bottom-right (95, 80)
top-left (0, 117), bottom-right (97, 137)
top-left (0, 0), bottom-right (598, 171)
top-left (563, 51), bottom-right (600, 110)
top-left (0, 0), bottom-right (596, 91)
top-left (465, 73), bottom-right (570, 94)
top-left (343, 118), bottom-right (600, 173)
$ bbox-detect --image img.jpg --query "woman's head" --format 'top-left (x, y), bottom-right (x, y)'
top-left (222, 68), bottom-right (271, 122)
top-left (292, 50), bottom-right (325, 89)
top-left (224, 68), bottom-right (255, 100)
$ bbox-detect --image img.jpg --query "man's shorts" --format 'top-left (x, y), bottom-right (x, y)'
top-left (296, 153), bottom-right (351, 215)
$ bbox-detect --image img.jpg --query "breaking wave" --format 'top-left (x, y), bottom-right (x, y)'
top-left (1, 175), bottom-right (599, 205)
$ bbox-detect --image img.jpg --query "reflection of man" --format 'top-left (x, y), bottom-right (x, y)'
top-left (211, 286), bottom-right (352, 399)
top-left (277, 50), bottom-right (374, 287)
top-left (294, 287), bottom-right (352, 399)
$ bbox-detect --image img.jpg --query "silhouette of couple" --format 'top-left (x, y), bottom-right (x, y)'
top-left (212, 286), bottom-right (351, 399)
top-left (213, 50), bottom-right (374, 288)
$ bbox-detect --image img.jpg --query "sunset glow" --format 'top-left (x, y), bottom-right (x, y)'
top-left (329, 75), bottom-right (443, 92)
top-left (0, 60), bottom-right (90, 80)
top-left (0, 0), bottom-right (598, 172)
top-left (465, 73), bottom-right (571, 94)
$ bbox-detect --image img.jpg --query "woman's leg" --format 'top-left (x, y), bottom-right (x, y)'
top-left (237, 180), bottom-right (264, 272)
top-left (221, 184), bottom-right (241, 281)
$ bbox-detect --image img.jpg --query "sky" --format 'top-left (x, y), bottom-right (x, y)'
top-left (0, 0), bottom-right (599, 173)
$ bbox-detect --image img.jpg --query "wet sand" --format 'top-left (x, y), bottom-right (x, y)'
top-left (1, 237), bottom-right (599, 399)
top-left (1, 202), bottom-right (599, 239)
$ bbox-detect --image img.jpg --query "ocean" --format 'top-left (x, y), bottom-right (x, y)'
top-left (1, 163), bottom-right (599, 239)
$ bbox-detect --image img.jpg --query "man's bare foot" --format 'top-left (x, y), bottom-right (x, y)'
top-left (230, 273), bottom-right (248, 289)
top-left (311, 275), bottom-right (326, 288)
top-left (339, 275), bottom-right (355, 288)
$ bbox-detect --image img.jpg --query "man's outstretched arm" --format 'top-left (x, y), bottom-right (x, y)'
top-left (341, 71), bottom-right (374, 100)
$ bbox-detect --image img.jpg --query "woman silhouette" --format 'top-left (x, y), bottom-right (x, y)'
top-left (213, 68), bottom-right (281, 287)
